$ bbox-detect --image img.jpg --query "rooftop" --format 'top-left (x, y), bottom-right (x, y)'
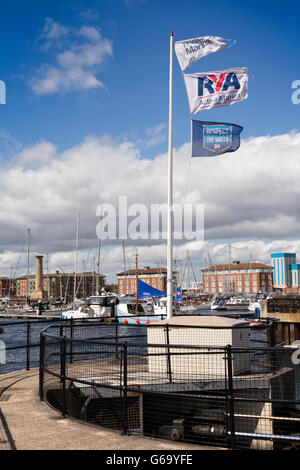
top-left (117, 268), bottom-right (167, 276)
top-left (147, 315), bottom-right (250, 328)
top-left (201, 262), bottom-right (273, 272)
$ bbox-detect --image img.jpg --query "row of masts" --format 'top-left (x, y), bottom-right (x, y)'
top-left (12, 214), bottom-right (103, 302)
top-left (14, 221), bottom-right (254, 302)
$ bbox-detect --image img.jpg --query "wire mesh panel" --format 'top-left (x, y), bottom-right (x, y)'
top-left (227, 347), bottom-right (300, 450)
top-left (125, 343), bottom-right (230, 447)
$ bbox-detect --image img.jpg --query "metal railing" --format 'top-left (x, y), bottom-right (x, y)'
top-left (39, 321), bottom-right (300, 450)
top-left (0, 317), bottom-right (136, 373)
top-left (0, 318), bottom-right (68, 372)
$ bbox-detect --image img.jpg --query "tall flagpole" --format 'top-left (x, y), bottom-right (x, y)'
top-left (167, 31), bottom-right (174, 319)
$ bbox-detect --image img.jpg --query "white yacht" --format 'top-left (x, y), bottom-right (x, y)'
top-left (61, 293), bottom-right (117, 319)
top-left (211, 300), bottom-right (227, 311)
top-left (88, 293), bottom-right (119, 317)
top-left (61, 293), bottom-right (160, 324)
top-left (226, 296), bottom-right (249, 306)
top-left (61, 306), bottom-right (93, 319)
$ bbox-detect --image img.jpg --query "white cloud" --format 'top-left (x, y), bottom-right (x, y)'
top-left (79, 9), bottom-right (100, 22)
top-left (30, 19), bottom-right (113, 95)
top-left (0, 131), bottom-right (300, 282)
top-left (0, 130), bottom-right (22, 161)
top-left (38, 18), bottom-right (70, 49)
top-left (145, 123), bottom-right (167, 148)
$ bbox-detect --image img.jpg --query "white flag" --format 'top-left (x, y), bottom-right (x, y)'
top-left (183, 67), bottom-right (248, 114)
top-left (175, 36), bottom-right (228, 71)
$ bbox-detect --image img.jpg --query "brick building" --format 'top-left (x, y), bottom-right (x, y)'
top-left (117, 268), bottom-right (167, 296)
top-left (201, 261), bottom-right (273, 295)
top-left (14, 272), bottom-right (105, 300)
top-left (0, 277), bottom-right (11, 297)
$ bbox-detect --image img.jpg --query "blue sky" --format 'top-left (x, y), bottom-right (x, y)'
top-left (1, 0), bottom-right (300, 158)
top-left (1, 0), bottom-right (300, 281)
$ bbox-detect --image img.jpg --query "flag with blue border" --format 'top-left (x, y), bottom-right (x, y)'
top-left (191, 120), bottom-right (243, 157)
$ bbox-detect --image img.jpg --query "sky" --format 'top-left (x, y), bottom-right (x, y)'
top-left (1, 0), bottom-right (300, 284)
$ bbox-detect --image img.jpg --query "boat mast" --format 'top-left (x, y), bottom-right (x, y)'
top-left (96, 210), bottom-right (102, 296)
top-left (249, 253), bottom-right (252, 295)
top-left (122, 241), bottom-right (127, 295)
top-left (228, 243), bottom-right (232, 295)
top-left (96, 237), bottom-right (101, 295)
top-left (46, 253), bottom-right (49, 299)
top-left (187, 250), bottom-right (198, 296)
top-left (8, 266), bottom-right (13, 298)
top-left (186, 250), bottom-right (190, 299)
top-left (26, 228), bottom-right (30, 303)
top-left (74, 214), bottom-right (80, 300)
top-left (82, 260), bottom-right (85, 298)
top-left (135, 249), bottom-right (139, 314)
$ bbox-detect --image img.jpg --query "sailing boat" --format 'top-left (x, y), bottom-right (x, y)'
top-left (180, 250), bottom-right (201, 313)
top-left (61, 214), bottom-right (91, 319)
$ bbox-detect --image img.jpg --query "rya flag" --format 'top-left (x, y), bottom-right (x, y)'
top-left (183, 67), bottom-right (248, 113)
top-left (174, 36), bottom-right (229, 71)
top-left (191, 120), bottom-right (243, 157)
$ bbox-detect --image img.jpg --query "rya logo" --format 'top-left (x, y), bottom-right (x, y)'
top-left (198, 72), bottom-right (240, 97)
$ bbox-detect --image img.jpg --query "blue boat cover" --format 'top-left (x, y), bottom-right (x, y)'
top-left (137, 279), bottom-right (166, 299)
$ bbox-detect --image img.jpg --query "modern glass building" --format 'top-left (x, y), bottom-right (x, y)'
top-left (290, 264), bottom-right (300, 287)
top-left (271, 253), bottom-right (296, 288)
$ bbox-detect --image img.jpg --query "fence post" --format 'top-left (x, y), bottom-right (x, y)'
top-left (165, 324), bottom-right (172, 383)
top-left (39, 333), bottom-right (45, 400)
top-left (122, 342), bottom-right (128, 435)
top-left (115, 322), bottom-right (118, 359)
top-left (60, 336), bottom-right (66, 418)
top-left (226, 344), bottom-right (236, 449)
top-left (26, 322), bottom-right (31, 370)
top-left (267, 321), bottom-right (277, 373)
top-left (268, 320), bottom-right (276, 347)
top-left (70, 318), bottom-right (74, 364)
top-left (59, 323), bottom-right (63, 339)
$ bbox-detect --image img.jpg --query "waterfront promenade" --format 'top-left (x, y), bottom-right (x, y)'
top-left (0, 368), bottom-right (219, 451)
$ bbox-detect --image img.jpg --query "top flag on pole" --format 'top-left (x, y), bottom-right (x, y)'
top-left (174, 36), bottom-right (230, 71)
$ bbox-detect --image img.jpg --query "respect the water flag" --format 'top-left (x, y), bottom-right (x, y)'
top-left (174, 36), bottom-right (230, 71)
top-left (183, 67), bottom-right (248, 113)
top-left (191, 120), bottom-right (243, 157)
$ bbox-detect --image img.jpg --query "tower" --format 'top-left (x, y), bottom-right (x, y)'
top-left (30, 255), bottom-right (47, 300)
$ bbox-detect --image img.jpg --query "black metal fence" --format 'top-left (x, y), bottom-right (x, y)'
top-left (0, 318), bottom-right (68, 373)
top-left (39, 320), bottom-right (300, 450)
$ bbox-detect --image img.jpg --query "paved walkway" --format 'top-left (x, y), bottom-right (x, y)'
top-left (0, 369), bottom-right (223, 450)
